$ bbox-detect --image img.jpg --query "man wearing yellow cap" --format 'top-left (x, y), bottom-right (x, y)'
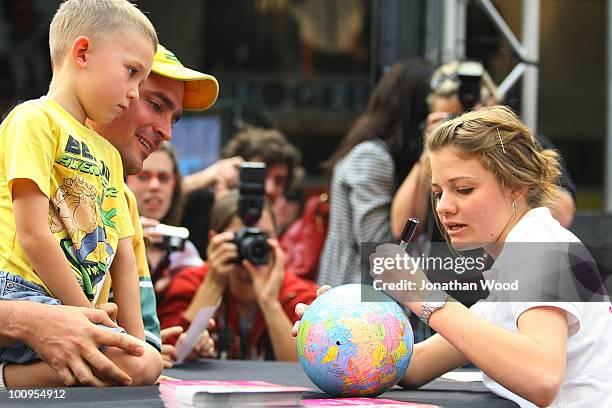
top-left (89, 45), bottom-right (219, 357)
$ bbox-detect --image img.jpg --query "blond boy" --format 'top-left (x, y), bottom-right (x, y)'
top-left (0, 0), bottom-right (162, 387)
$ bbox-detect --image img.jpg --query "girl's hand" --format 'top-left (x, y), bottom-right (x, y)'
top-left (206, 231), bottom-right (238, 284)
top-left (243, 239), bottom-right (285, 306)
top-left (291, 285), bottom-right (331, 336)
top-left (160, 326), bottom-right (184, 368)
top-left (369, 243), bottom-right (433, 313)
top-left (185, 330), bottom-right (216, 361)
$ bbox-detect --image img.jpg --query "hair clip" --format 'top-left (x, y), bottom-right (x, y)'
top-left (497, 128), bottom-right (506, 154)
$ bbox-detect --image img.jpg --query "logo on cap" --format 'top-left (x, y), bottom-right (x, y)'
top-left (164, 51), bottom-right (180, 63)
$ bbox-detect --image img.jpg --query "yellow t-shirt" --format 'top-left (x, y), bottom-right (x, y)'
top-left (99, 185), bottom-right (151, 298)
top-left (125, 186), bottom-right (151, 282)
top-left (0, 98), bottom-right (134, 303)
top-left (98, 186), bottom-right (161, 349)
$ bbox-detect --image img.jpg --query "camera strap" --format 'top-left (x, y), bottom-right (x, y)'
top-left (218, 304), bottom-right (233, 360)
top-left (150, 253), bottom-right (171, 284)
top-left (151, 253), bottom-right (172, 304)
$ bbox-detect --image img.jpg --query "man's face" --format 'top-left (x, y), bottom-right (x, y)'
top-left (90, 73), bottom-right (184, 175)
top-left (265, 164), bottom-right (289, 204)
top-left (248, 157), bottom-right (289, 204)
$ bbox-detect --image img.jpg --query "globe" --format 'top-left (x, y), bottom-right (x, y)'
top-left (296, 284), bottom-right (413, 397)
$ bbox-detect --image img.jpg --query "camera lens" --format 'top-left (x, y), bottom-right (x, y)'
top-left (243, 235), bottom-right (270, 265)
top-left (251, 242), bottom-right (267, 258)
top-left (234, 227), bottom-right (270, 265)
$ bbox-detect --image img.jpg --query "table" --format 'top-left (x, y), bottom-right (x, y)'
top-left (0, 360), bottom-right (518, 407)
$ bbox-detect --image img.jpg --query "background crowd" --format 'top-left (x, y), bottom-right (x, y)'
top-left (0, 1), bottom-right (610, 407)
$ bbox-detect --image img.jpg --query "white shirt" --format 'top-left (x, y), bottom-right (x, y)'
top-left (168, 240), bottom-right (204, 270)
top-left (470, 207), bottom-right (612, 408)
top-left (318, 140), bottom-right (395, 286)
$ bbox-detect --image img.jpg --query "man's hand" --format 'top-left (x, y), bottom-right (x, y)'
top-left (21, 303), bottom-right (144, 387)
top-left (182, 156), bottom-right (244, 196)
top-left (212, 156), bottom-right (243, 191)
top-left (291, 285), bottom-right (331, 337)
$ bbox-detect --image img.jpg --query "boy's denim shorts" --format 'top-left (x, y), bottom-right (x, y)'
top-left (0, 271), bottom-right (126, 364)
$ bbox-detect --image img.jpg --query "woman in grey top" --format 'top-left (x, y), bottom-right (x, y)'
top-left (318, 59), bottom-right (431, 286)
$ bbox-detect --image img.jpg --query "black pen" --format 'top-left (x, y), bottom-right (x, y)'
top-left (399, 217), bottom-right (419, 251)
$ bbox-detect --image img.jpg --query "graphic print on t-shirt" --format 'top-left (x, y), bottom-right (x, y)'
top-left (48, 135), bottom-right (119, 300)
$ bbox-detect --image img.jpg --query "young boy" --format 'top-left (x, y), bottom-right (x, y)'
top-left (0, 0), bottom-right (162, 387)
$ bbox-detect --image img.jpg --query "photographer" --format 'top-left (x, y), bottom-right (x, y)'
top-left (157, 189), bottom-right (318, 361)
top-left (391, 61), bottom-right (576, 238)
top-left (181, 126), bottom-right (302, 257)
top-left (318, 59), bottom-right (432, 287)
top-left (125, 144), bottom-right (204, 301)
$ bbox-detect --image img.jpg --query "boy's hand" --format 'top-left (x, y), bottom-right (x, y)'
top-left (96, 302), bottom-right (118, 323)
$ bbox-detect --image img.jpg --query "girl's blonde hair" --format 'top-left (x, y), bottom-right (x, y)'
top-left (425, 105), bottom-right (562, 209)
top-left (49, 0), bottom-right (158, 68)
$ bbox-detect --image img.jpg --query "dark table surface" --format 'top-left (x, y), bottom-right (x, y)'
top-left (0, 359), bottom-right (518, 407)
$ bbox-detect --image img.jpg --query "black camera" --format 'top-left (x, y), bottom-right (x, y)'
top-left (233, 162), bottom-right (270, 265)
top-left (152, 224), bottom-right (189, 253)
top-left (457, 61), bottom-right (484, 112)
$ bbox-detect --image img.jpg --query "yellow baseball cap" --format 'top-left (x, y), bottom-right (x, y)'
top-left (151, 44), bottom-right (219, 111)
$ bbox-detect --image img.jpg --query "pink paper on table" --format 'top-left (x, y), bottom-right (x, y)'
top-left (303, 397), bottom-right (439, 408)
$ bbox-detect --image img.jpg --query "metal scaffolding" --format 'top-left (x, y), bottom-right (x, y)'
top-left (607, 0), bottom-right (612, 211)
top-left (436, 0), bottom-right (612, 210)
top-left (435, 0), bottom-right (541, 133)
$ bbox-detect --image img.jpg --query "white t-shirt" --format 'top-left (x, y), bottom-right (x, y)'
top-left (168, 240), bottom-right (204, 270)
top-left (470, 207), bottom-right (612, 408)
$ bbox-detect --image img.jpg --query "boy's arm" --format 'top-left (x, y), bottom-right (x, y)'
top-left (12, 179), bottom-right (91, 307)
top-left (110, 237), bottom-right (145, 340)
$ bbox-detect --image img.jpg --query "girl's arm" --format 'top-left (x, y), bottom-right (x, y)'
top-left (12, 179), bottom-right (91, 307)
top-left (416, 301), bottom-right (567, 407)
top-left (390, 157), bottom-right (430, 239)
top-left (259, 298), bottom-right (297, 361)
top-left (399, 332), bottom-right (469, 388)
top-left (182, 232), bottom-right (236, 322)
top-left (110, 238), bottom-right (144, 340)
